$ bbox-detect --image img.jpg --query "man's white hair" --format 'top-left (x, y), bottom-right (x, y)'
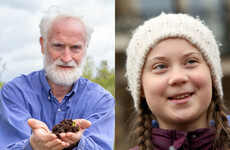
top-left (39, 6), bottom-right (94, 49)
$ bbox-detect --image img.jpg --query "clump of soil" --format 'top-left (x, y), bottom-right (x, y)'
top-left (52, 119), bottom-right (80, 139)
top-left (52, 119), bottom-right (80, 150)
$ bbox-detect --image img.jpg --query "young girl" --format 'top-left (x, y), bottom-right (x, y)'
top-left (126, 13), bottom-right (230, 150)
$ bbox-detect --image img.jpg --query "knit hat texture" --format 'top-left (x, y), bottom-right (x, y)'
top-left (125, 13), bottom-right (223, 110)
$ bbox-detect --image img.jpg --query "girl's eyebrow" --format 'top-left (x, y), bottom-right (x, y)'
top-left (146, 56), bottom-right (167, 63)
top-left (145, 56), bottom-right (168, 68)
top-left (183, 51), bottom-right (201, 57)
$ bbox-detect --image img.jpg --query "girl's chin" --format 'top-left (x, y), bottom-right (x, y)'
top-left (170, 115), bottom-right (196, 123)
top-left (165, 114), bottom-right (198, 125)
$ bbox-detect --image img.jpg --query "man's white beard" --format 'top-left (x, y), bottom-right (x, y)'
top-left (43, 51), bottom-right (85, 86)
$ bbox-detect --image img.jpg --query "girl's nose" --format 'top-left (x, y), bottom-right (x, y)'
top-left (168, 69), bottom-right (189, 86)
top-left (60, 48), bottom-right (72, 63)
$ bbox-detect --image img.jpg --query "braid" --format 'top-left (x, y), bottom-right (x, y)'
top-left (136, 98), bottom-right (154, 150)
top-left (130, 97), bottom-right (154, 150)
top-left (211, 88), bottom-right (230, 149)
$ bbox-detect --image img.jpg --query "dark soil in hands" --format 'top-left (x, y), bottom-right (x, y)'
top-left (52, 119), bottom-right (80, 139)
top-left (52, 119), bottom-right (80, 150)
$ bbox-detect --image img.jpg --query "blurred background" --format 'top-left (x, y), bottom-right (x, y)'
top-left (115, 0), bottom-right (230, 149)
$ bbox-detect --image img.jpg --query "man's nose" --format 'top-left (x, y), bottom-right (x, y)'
top-left (168, 68), bottom-right (189, 86)
top-left (60, 47), bottom-right (72, 63)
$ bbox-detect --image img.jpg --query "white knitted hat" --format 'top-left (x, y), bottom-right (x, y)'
top-left (125, 13), bottom-right (223, 110)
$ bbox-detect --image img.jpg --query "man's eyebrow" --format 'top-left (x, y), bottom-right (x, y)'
top-left (71, 43), bottom-right (83, 48)
top-left (51, 41), bottom-right (64, 45)
top-left (72, 43), bottom-right (83, 46)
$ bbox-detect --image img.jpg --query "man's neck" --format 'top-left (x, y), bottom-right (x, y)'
top-left (47, 78), bottom-right (73, 103)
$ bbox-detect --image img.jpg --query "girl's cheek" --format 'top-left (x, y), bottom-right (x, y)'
top-left (142, 74), bottom-right (168, 98)
top-left (190, 68), bottom-right (212, 90)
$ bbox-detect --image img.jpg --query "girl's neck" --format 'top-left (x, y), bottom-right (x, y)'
top-left (158, 116), bottom-right (210, 132)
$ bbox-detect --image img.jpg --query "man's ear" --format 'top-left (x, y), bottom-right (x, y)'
top-left (39, 37), bottom-right (45, 54)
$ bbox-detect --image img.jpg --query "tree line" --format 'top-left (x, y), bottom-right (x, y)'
top-left (82, 56), bottom-right (115, 97)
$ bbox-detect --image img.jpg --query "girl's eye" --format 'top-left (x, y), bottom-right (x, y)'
top-left (153, 64), bottom-right (167, 72)
top-left (188, 59), bottom-right (196, 64)
top-left (187, 59), bottom-right (197, 64)
top-left (155, 64), bottom-right (166, 69)
top-left (185, 59), bottom-right (198, 66)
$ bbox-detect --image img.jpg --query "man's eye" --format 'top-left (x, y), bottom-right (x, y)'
top-left (54, 44), bottom-right (63, 48)
top-left (71, 45), bottom-right (81, 49)
top-left (72, 46), bottom-right (79, 49)
top-left (70, 45), bottom-right (82, 53)
top-left (51, 43), bottom-right (64, 50)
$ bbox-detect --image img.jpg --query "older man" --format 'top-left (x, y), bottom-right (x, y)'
top-left (0, 8), bottom-right (115, 150)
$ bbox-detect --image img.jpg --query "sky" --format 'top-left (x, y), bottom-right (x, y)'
top-left (0, 0), bottom-right (115, 82)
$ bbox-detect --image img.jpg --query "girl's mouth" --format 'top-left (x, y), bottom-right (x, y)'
top-left (168, 93), bottom-right (194, 105)
top-left (168, 93), bottom-right (193, 100)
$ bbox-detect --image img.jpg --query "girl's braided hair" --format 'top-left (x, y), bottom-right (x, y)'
top-left (210, 88), bottom-right (230, 149)
top-left (130, 97), bottom-right (154, 150)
